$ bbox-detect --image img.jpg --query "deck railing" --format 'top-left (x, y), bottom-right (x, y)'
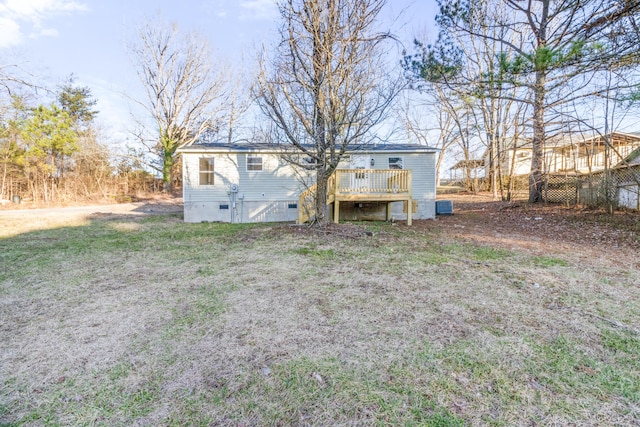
top-left (297, 169), bottom-right (412, 224)
top-left (335, 169), bottom-right (411, 195)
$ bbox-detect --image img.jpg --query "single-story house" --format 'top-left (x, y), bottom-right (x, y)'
top-left (177, 142), bottom-right (439, 224)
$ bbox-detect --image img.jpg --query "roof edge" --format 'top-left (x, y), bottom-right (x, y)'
top-left (177, 142), bottom-right (440, 154)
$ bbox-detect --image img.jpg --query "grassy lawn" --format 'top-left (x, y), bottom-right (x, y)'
top-left (1, 212), bottom-right (639, 426)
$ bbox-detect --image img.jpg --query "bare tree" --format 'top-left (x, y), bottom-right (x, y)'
top-left (434, 0), bottom-right (640, 203)
top-left (404, 0), bottom-right (533, 200)
top-left (128, 19), bottom-right (230, 191)
top-left (255, 0), bottom-right (403, 225)
top-left (225, 67), bottom-right (254, 144)
top-left (397, 91), bottom-right (458, 188)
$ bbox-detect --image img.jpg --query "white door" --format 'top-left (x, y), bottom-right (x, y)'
top-left (350, 155), bottom-right (369, 191)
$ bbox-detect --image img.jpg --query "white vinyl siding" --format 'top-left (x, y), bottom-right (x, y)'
top-left (183, 153), bottom-right (305, 202)
top-left (182, 148), bottom-right (438, 222)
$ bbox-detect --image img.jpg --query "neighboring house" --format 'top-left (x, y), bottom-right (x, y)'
top-left (546, 132), bottom-right (640, 174)
top-left (447, 159), bottom-right (485, 181)
top-left (483, 131), bottom-right (640, 177)
top-left (177, 142), bottom-right (439, 224)
top-left (485, 136), bottom-right (534, 177)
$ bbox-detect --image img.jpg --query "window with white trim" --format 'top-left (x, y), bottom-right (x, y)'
top-left (388, 157), bottom-right (403, 169)
top-left (302, 156), bottom-right (317, 165)
top-left (199, 157), bottom-right (214, 185)
top-left (247, 155), bottom-right (263, 171)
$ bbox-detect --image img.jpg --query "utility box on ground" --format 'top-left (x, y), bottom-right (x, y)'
top-left (436, 200), bottom-right (453, 215)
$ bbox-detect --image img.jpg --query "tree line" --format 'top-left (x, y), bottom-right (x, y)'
top-left (404, 0), bottom-right (640, 201)
top-left (0, 79), bottom-right (158, 205)
top-left (2, 0), bottom-right (639, 216)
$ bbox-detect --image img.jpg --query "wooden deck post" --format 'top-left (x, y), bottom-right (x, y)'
top-left (334, 200), bottom-right (340, 224)
top-left (386, 202), bottom-right (392, 221)
top-left (407, 198), bottom-right (412, 226)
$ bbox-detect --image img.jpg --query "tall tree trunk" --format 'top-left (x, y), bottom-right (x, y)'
top-left (162, 149), bottom-right (174, 193)
top-left (315, 168), bottom-right (329, 224)
top-left (51, 153), bottom-right (56, 203)
top-left (435, 150), bottom-right (446, 188)
top-left (528, 0), bottom-right (549, 204)
top-left (489, 132), bottom-right (498, 199)
top-left (530, 70), bottom-right (546, 203)
top-left (1, 157), bottom-right (7, 198)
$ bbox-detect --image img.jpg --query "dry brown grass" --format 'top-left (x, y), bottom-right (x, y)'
top-left (1, 198), bottom-right (639, 426)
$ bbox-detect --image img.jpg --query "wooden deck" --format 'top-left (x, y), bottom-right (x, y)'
top-left (298, 169), bottom-right (413, 225)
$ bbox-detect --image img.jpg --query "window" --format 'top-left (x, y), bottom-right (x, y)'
top-left (199, 158), bottom-right (214, 185)
top-left (302, 156), bottom-right (317, 165)
top-left (247, 155), bottom-right (263, 171)
top-left (388, 157), bottom-right (403, 169)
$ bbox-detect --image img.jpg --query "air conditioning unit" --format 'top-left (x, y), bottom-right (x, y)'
top-left (436, 200), bottom-right (453, 215)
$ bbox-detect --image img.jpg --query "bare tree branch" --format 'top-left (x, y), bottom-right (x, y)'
top-left (127, 18), bottom-right (232, 191)
top-left (255, 0), bottom-right (404, 225)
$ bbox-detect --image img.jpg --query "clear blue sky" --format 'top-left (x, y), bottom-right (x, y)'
top-left (0, 0), bottom-right (439, 143)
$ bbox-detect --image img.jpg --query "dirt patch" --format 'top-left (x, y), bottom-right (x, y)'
top-left (283, 193), bottom-right (639, 267)
top-left (414, 193), bottom-right (640, 268)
